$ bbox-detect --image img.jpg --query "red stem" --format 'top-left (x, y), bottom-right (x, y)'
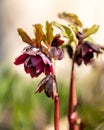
top-left (52, 64), bottom-right (60, 130)
top-left (54, 96), bottom-right (60, 130)
top-left (68, 59), bottom-right (79, 130)
top-left (79, 121), bottom-right (84, 130)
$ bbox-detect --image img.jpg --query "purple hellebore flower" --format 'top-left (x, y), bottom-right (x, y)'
top-left (78, 41), bottom-right (101, 65)
top-left (14, 47), bottom-right (53, 78)
top-left (67, 41), bottom-right (102, 65)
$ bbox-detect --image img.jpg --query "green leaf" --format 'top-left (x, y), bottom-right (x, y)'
top-left (33, 24), bottom-right (44, 47)
top-left (53, 21), bottom-right (76, 43)
top-left (83, 25), bottom-right (99, 38)
top-left (45, 21), bottom-right (54, 47)
top-left (58, 12), bottom-right (83, 27)
top-left (17, 28), bottom-right (34, 46)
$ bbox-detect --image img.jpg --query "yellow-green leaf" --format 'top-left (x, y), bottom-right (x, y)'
top-left (58, 12), bottom-right (83, 27)
top-left (83, 25), bottom-right (99, 38)
top-left (17, 28), bottom-right (34, 46)
top-left (53, 21), bottom-right (76, 43)
top-left (33, 24), bottom-right (44, 47)
top-left (46, 21), bottom-right (54, 47)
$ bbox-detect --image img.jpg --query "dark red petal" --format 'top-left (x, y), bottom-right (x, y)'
top-left (31, 56), bottom-right (42, 66)
top-left (28, 66), bottom-right (36, 78)
top-left (75, 57), bottom-right (83, 65)
top-left (24, 65), bottom-right (30, 73)
top-left (44, 64), bottom-right (53, 75)
top-left (84, 41), bottom-right (101, 53)
top-left (66, 45), bottom-right (73, 58)
top-left (28, 66), bottom-right (43, 78)
top-left (24, 57), bottom-right (32, 67)
top-left (14, 53), bottom-right (28, 65)
top-left (28, 66), bottom-right (38, 77)
top-left (74, 51), bottom-right (83, 65)
top-left (36, 61), bottom-right (44, 74)
top-left (83, 52), bottom-right (94, 64)
top-left (82, 43), bottom-right (92, 57)
top-left (52, 34), bottom-right (64, 47)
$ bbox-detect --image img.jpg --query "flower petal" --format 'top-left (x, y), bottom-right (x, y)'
top-left (49, 47), bottom-right (58, 60)
top-left (40, 53), bottom-right (51, 65)
top-left (31, 56), bottom-right (42, 66)
top-left (44, 64), bottom-right (53, 75)
top-left (36, 61), bottom-right (44, 74)
top-left (74, 51), bottom-right (83, 65)
top-left (23, 47), bottom-right (40, 56)
top-left (29, 66), bottom-right (37, 78)
top-left (24, 56), bottom-right (32, 67)
top-left (84, 41), bottom-right (101, 53)
top-left (57, 48), bottom-right (64, 60)
top-left (24, 65), bottom-right (30, 73)
top-left (35, 75), bottom-right (50, 93)
top-left (52, 34), bottom-right (64, 47)
top-left (82, 43), bottom-right (92, 57)
top-left (29, 66), bottom-right (42, 78)
top-left (66, 45), bottom-right (73, 58)
top-left (14, 53), bottom-right (28, 65)
top-left (83, 52), bottom-right (93, 64)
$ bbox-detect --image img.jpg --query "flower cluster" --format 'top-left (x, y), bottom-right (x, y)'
top-left (14, 12), bottom-right (104, 130)
top-left (14, 22), bottom-right (64, 98)
top-left (14, 13), bottom-right (104, 98)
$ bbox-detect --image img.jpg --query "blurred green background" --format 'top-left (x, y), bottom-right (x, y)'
top-left (0, 61), bottom-right (104, 130)
top-left (0, 65), bottom-right (69, 130)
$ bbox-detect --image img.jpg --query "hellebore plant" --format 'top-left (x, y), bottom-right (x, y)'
top-left (14, 12), bottom-right (104, 130)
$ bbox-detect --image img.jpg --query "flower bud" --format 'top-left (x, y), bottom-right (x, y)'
top-left (35, 74), bottom-right (58, 99)
top-left (45, 74), bottom-right (58, 98)
top-left (49, 47), bottom-right (64, 60)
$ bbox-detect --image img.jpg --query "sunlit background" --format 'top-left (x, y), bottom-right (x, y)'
top-left (0, 0), bottom-right (104, 130)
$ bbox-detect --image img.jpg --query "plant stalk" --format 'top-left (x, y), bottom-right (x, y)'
top-left (52, 65), bottom-right (60, 130)
top-left (68, 59), bottom-right (79, 130)
top-left (54, 96), bottom-right (60, 130)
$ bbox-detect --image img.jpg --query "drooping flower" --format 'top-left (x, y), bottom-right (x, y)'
top-left (67, 41), bottom-right (102, 65)
top-left (76, 41), bottom-right (102, 65)
top-left (35, 74), bottom-right (58, 98)
top-left (14, 47), bottom-right (53, 78)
